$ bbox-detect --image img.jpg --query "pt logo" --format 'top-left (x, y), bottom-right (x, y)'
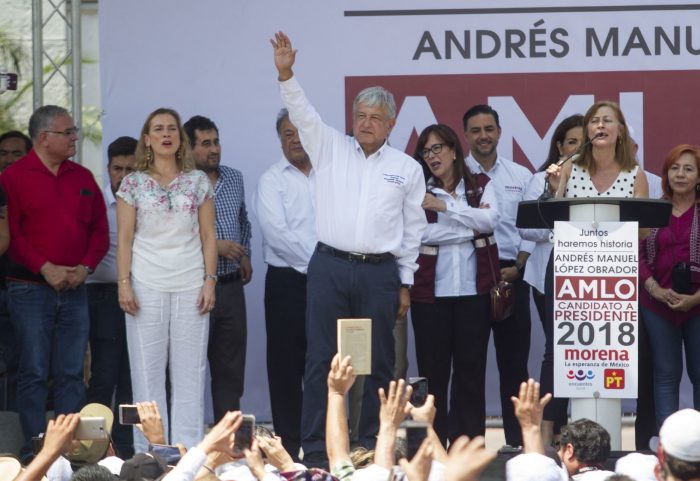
top-left (604, 369), bottom-right (625, 389)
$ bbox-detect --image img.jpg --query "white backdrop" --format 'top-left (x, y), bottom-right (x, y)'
top-left (100, 0), bottom-right (699, 420)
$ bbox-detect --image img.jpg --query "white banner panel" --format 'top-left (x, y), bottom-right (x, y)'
top-left (553, 221), bottom-right (639, 399)
top-left (100, 0), bottom-right (698, 419)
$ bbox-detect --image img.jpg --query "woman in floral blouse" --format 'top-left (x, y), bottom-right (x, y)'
top-left (116, 107), bottom-right (217, 450)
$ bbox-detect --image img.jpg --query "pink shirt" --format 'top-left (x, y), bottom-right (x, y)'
top-left (640, 206), bottom-right (700, 325)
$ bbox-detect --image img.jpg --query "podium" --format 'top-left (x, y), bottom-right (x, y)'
top-left (517, 197), bottom-right (671, 449)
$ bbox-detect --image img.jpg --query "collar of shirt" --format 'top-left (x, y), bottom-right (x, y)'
top-left (280, 159), bottom-right (314, 177)
top-left (467, 154), bottom-right (502, 175)
top-left (103, 184), bottom-right (117, 207)
top-left (353, 138), bottom-right (389, 159)
top-left (427, 177), bottom-right (465, 196)
top-left (25, 149), bottom-right (76, 176)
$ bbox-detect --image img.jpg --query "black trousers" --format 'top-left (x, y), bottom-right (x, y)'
top-left (411, 295), bottom-right (491, 446)
top-left (86, 283), bottom-right (134, 458)
top-left (301, 247), bottom-right (399, 455)
top-left (264, 266), bottom-right (307, 459)
top-left (208, 278), bottom-right (247, 421)
top-left (493, 261), bottom-right (531, 447)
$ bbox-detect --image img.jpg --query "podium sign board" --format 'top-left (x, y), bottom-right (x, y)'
top-left (553, 221), bottom-right (638, 399)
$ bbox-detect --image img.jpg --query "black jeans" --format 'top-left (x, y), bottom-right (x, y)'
top-left (208, 278), bottom-right (247, 420)
top-left (411, 295), bottom-right (491, 446)
top-left (264, 266), bottom-right (307, 459)
top-left (493, 261), bottom-right (531, 446)
top-left (87, 283), bottom-right (134, 458)
top-left (301, 247), bottom-right (399, 455)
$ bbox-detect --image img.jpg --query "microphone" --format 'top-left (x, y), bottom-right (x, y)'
top-left (540, 133), bottom-right (603, 200)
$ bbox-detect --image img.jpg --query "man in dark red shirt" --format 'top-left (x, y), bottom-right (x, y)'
top-left (0, 105), bottom-right (108, 461)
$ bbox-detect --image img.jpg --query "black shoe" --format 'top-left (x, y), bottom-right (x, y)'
top-left (302, 451), bottom-right (329, 471)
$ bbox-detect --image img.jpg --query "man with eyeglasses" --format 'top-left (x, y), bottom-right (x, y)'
top-left (0, 105), bottom-right (109, 462)
top-left (463, 104), bottom-right (534, 449)
top-left (183, 115), bottom-right (252, 420)
top-left (0, 130), bottom-right (32, 171)
top-left (271, 32), bottom-right (426, 466)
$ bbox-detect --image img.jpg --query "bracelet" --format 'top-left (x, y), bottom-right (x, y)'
top-left (202, 465), bottom-right (215, 474)
top-left (118, 278), bottom-right (130, 284)
top-left (204, 274), bottom-right (218, 283)
top-left (645, 279), bottom-right (657, 294)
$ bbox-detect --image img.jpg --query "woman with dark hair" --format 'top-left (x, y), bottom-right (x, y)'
top-left (409, 123), bottom-right (499, 445)
top-left (116, 107), bottom-right (217, 451)
top-left (640, 144), bottom-right (700, 426)
top-left (519, 114), bottom-right (583, 444)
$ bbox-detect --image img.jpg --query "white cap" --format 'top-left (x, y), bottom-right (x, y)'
top-left (659, 409), bottom-right (700, 462)
top-left (505, 453), bottom-right (563, 481)
top-left (614, 452), bottom-right (657, 481)
top-left (98, 456), bottom-right (125, 475)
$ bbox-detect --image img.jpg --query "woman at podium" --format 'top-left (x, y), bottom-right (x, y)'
top-left (544, 100), bottom-right (650, 447)
top-left (639, 144), bottom-right (700, 427)
top-left (409, 124), bottom-right (500, 446)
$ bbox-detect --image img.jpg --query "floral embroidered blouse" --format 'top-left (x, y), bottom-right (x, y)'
top-left (117, 169), bottom-right (213, 292)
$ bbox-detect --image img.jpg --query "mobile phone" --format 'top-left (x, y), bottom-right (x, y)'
top-left (0, 73), bottom-right (18, 91)
top-left (401, 420), bottom-right (428, 461)
top-left (75, 417), bottom-right (107, 440)
top-left (32, 434), bottom-right (45, 454)
top-left (119, 404), bottom-right (140, 425)
top-left (149, 443), bottom-right (182, 465)
top-left (233, 414), bottom-right (255, 455)
top-left (408, 377), bottom-right (429, 407)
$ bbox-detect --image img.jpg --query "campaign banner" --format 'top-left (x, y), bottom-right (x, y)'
top-left (553, 221), bottom-right (638, 399)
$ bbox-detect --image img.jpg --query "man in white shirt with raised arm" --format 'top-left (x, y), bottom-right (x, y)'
top-left (253, 108), bottom-right (316, 461)
top-left (270, 31), bottom-right (426, 466)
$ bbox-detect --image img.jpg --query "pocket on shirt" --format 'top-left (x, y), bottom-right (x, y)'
top-left (77, 194), bottom-right (94, 224)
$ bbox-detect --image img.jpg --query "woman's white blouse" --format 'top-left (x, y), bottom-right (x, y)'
top-left (118, 170), bottom-right (214, 292)
top-left (421, 178), bottom-right (500, 297)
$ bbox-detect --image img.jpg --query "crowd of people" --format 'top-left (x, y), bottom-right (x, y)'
top-left (0, 29), bottom-right (698, 480)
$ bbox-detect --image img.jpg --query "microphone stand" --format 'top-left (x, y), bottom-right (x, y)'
top-left (539, 134), bottom-right (601, 200)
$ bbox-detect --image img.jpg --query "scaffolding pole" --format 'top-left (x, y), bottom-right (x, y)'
top-left (31, 0), bottom-right (83, 164)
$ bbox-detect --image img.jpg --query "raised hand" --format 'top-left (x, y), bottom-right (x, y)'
top-left (270, 31), bottom-right (297, 81)
top-left (327, 353), bottom-right (356, 396)
top-left (444, 436), bottom-right (496, 481)
top-left (379, 379), bottom-right (412, 429)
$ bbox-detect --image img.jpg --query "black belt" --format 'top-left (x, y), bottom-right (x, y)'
top-left (218, 271), bottom-right (241, 284)
top-left (317, 242), bottom-right (394, 264)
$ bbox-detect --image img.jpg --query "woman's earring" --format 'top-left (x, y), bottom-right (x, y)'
top-left (146, 147), bottom-right (152, 163)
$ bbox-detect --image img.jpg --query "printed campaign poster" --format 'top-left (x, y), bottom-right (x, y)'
top-left (553, 221), bottom-right (638, 399)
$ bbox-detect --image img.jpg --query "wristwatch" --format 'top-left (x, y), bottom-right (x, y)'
top-left (400, 284), bottom-right (412, 291)
top-left (80, 264), bottom-right (94, 275)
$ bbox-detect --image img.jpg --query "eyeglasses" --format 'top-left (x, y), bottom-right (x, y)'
top-left (420, 143), bottom-right (445, 159)
top-left (43, 127), bottom-right (80, 136)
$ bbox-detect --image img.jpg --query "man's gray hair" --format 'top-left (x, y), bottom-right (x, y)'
top-left (28, 105), bottom-right (70, 140)
top-left (353, 86), bottom-right (396, 120)
top-left (276, 108), bottom-right (290, 136)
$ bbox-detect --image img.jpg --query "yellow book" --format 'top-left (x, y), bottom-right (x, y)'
top-left (337, 318), bottom-right (372, 375)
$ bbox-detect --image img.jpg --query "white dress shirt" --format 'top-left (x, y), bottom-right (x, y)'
top-left (279, 76), bottom-right (427, 284)
top-left (423, 178), bottom-right (500, 297)
top-left (252, 158), bottom-right (317, 274)
top-left (646, 170), bottom-right (663, 199)
top-left (466, 154), bottom-right (534, 261)
top-left (87, 184), bottom-right (117, 284)
top-left (519, 171), bottom-right (553, 294)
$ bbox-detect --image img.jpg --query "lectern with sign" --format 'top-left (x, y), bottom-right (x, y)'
top-left (517, 198), bottom-right (671, 450)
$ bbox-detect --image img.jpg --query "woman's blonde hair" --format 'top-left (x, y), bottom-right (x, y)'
top-left (576, 100), bottom-right (637, 175)
top-left (134, 107), bottom-right (194, 172)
